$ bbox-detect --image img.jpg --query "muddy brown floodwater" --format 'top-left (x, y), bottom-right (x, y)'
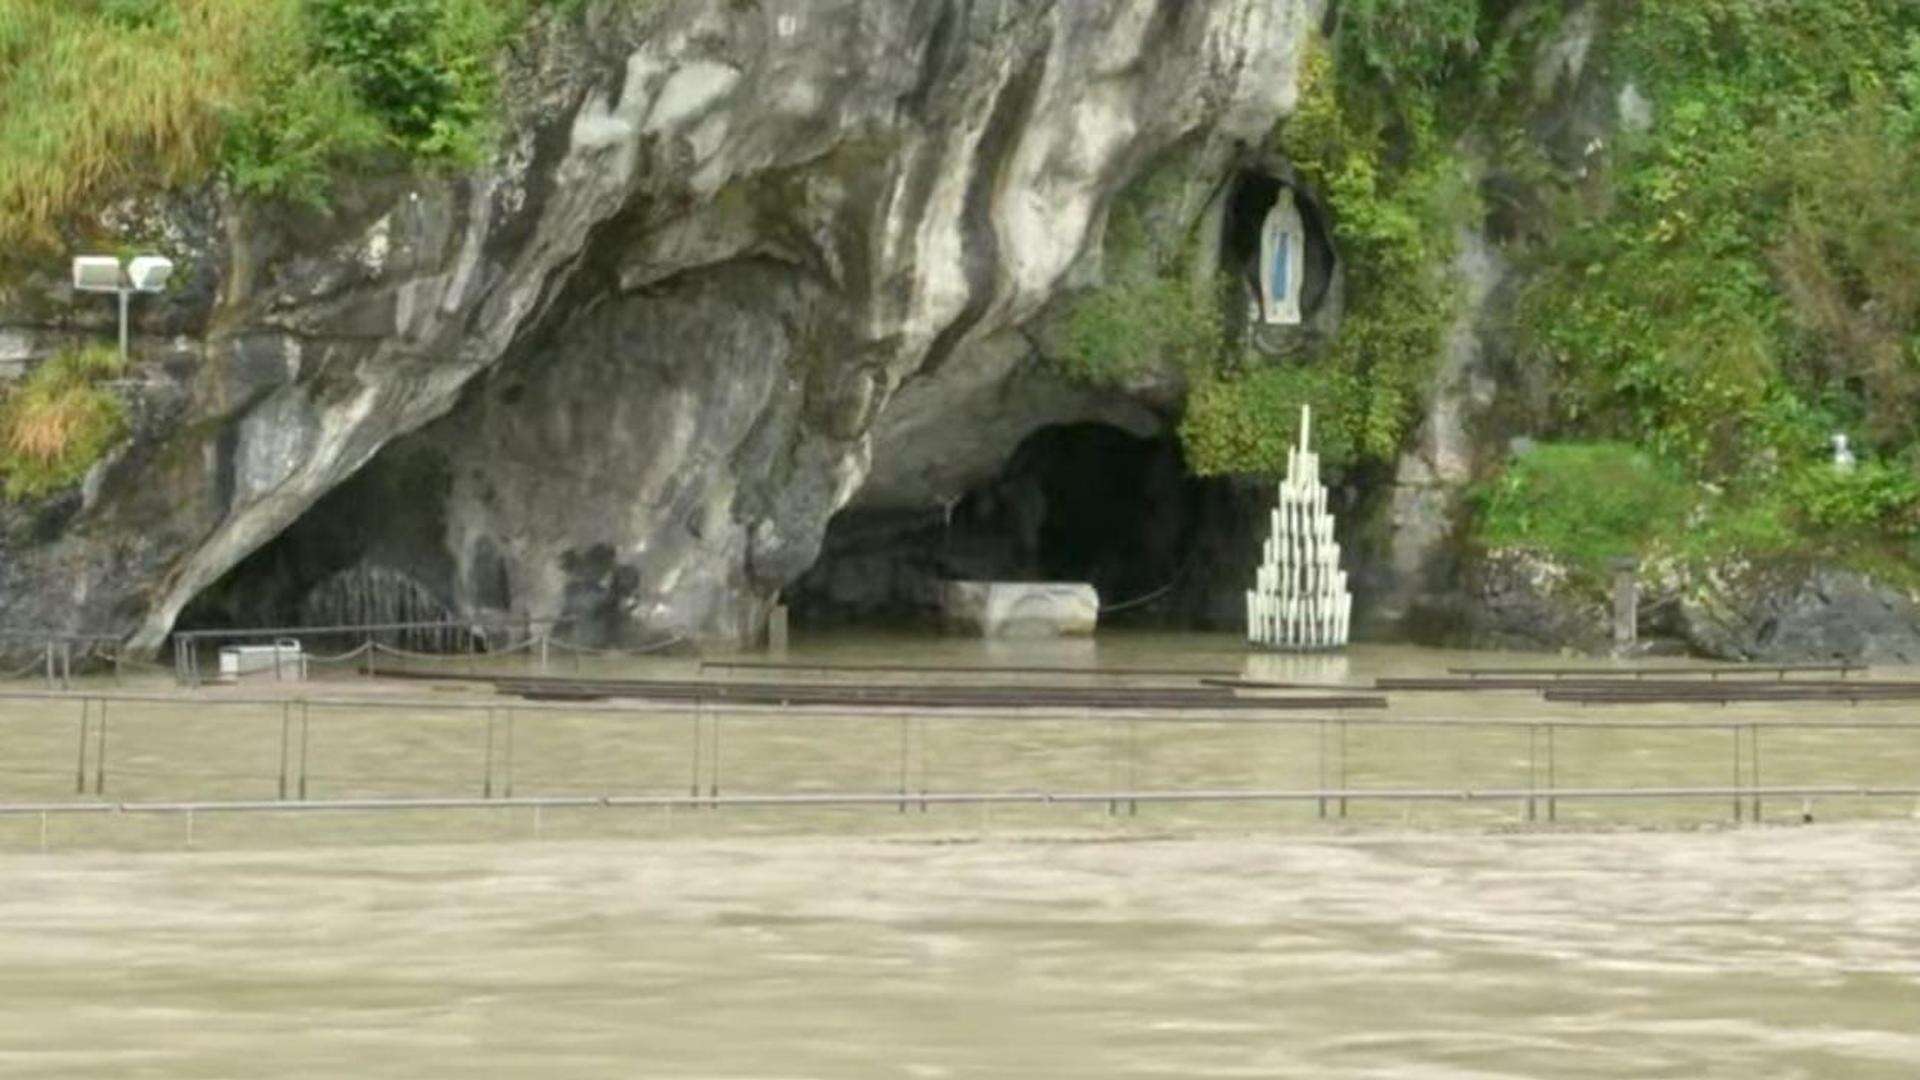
top-left (1, 829), bottom-right (1917, 1078)
top-left (0, 632), bottom-right (1916, 1075)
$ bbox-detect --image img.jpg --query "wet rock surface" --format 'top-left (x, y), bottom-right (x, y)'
top-left (1456, 548), bottom-right (1613, 655)
top-left (0, 0), bottom-right (1315, 650)
top-left (1448, 548), bottom-right (1920, 663)
top-left (1679, 563), bottom-right (1920, 665)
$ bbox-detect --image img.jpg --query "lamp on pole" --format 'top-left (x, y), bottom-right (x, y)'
top-left (72, 255), bottom-right (173, 363)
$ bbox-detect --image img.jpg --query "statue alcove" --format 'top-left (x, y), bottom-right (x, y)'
top-left (1218, 166), bottom-right (1341, 361)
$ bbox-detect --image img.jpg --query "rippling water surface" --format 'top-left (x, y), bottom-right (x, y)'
top-left (3, 632), bottom-right (1918, 1075)
top-left (2, 827), bottom-right (1917, 1077)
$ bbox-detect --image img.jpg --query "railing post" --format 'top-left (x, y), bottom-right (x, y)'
top-left (1128, 718), bottom-right (1139, 817)
top-left (1751, 723), bottom-right (1762, 823)
top-left (709, 714), bottom-right (722, 801)
top-left (503, 709), bottom-right (515, 799)
top-left (298, 702), bottom-right (310, 801)
top-left (1547, 724), bottom-right (1558, 823)
top-left (1317, 720), bottom-right (1327, 821)
top-left (93, 701), bottom-right (108, 795)
top-left (1731, 725), bottom-right (1743, 824)
top-left (1526, 725), bottom-right (1538, 823)
top-left (689, 705), bottom-right (702, 799)
top-left (74, 699), bottom-right (90, 794)
top-left (278, 703), bottom-right (290, 801)
top-left (1338, 720), bottom-right (1348, 819)
top-left (482, 709), bottom-right (496, 799)
top-left (1099, 709), bottom-right (1115, 817)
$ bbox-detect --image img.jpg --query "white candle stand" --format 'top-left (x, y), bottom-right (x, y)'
top-left (1246, 405), bottom-right (1352, 651)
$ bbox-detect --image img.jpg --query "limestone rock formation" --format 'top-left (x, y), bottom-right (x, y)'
top-left (0, 0), bottom-right (1317, 650)
top-left (1679, 563), bottom-right (1920, 665)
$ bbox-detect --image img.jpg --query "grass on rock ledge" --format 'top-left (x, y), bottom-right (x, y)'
top-left (0, 0), bottom-right (594, 251)
top-left (1472, 440), bottom-right (1920, 590)
top-left (0, 346), bottom-right (129, 500)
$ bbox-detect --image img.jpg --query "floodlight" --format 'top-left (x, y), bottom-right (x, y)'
top-left (69, 253), bottom-right (177, 361)
top-left (126, 256), bottom-right (173, 292)
top-left (72, 256), bottom-right (124, 293)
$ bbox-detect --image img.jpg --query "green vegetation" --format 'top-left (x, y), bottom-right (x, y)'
top-left (1179, 32), bottom-right (1475, 476)
top-left (1514, 0), bottom-right (1920, 566)
top-left (0, 0), bottom-right (575, 249)
top-left (1060, 2), bottom-right (1554, 476)
top-left (1053, 169), bottom-right (1225, 389)
top-left (1062, 0), bottom-right (1920, 575)
top-left (0, 346), bottom-right (129, 499)
top-left (1471, 443), bottom-right (1690, 572)
top-left (1473, 437), bottom-right (1920, 579)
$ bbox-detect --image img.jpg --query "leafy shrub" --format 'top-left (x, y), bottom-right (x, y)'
top-left (1471, 442), bottom-right (1692, 570)
top-left (1788, 459), bottom-right (1920, 534)
top-left (220, 11), bottom-right (384, 208)
top-left (1180, 364), bottom-right (1362, 476)
top-left (1054, 186), bottom-right (1225, 386)
top-left (1517, 1), bottom-right (1920, 478)
top-left (0, 346), bottom-right (129, 499)
top-left (1335, 0), bottom-right (1482, 92)
top-left (1503, 0), bottom-right (1920, 571)
top-left (306, 0), bottom-right (517, 163)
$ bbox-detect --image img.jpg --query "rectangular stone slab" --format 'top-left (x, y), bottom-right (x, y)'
top-left (941, 582), bottom-right (1098, 639)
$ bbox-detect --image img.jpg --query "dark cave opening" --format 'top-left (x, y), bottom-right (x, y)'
top-left (172, 443), bottom-right (462, 640)
top-left (790, 423), bottom-right (1266, 631)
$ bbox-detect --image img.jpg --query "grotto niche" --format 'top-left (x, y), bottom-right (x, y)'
top-left (1220, 169), bottom-right (1338, 354)
top-left (788, 423), bottom-right (1266, 632)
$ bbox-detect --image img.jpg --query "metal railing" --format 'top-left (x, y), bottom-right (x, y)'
top-left (12, 784), bottom-right (1919, 850)
top-left (167, 619), bottom-right (686, 685)
top-left (0, 689), bottom-right (1916, 839)
top-left (1447, 663), bottom-right (1866, 680)
top-left (0, 631), bottom-right (131, 689)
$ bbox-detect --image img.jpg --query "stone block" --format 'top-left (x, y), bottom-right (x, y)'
top-left (941, 581), bottom-right (1098, 639)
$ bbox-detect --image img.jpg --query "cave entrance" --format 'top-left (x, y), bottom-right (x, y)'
top-left (170, 442), bottom-right (469, 652)
top-left (791, 423), bottom-right (1261, 630)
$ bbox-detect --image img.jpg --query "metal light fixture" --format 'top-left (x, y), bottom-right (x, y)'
top-left (72, 255), bottom-right (173, 362)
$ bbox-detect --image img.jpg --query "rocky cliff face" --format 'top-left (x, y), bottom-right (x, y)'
top-left (0, 0), bottom-right (1317, 650)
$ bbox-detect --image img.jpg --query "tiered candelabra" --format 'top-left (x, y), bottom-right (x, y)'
top-left (1247, 406), bottom-right (1351, 650)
